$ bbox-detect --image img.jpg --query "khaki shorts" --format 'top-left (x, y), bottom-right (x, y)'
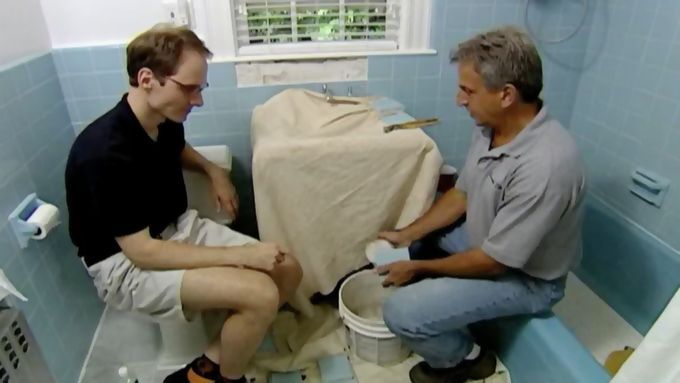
top-left (86, 209), bottom-right (257, 322)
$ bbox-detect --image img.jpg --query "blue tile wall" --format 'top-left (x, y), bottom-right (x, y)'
top-left (0, 53), bottom-right (104, 383)
top-left (571, 0), bottom-right (680, 251)
top-left (427, 0), bottom-right (590, 167)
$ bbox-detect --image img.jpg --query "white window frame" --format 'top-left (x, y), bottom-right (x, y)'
top-left (195, 0), bottom-right (434, 62)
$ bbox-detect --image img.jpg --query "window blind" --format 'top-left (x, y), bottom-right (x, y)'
top-left (233, 0), bottom-right (401, 47)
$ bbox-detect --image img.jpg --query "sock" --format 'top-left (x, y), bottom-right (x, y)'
top-left (465, 343), bottom-right (481, 360)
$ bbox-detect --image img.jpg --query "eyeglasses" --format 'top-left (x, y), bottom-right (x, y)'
top-left (167, 77), bottom-right (209, 95)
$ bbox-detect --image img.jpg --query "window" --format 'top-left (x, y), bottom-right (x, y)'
top-left (197, 0), bottom-right (433, 60)
top-left (234, 0), bottom-right (400, 54)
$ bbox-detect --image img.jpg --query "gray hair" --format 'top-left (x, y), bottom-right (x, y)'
top-left (450, 26), bottom-right (543, 103)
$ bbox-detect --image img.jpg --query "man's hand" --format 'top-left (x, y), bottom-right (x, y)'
top-left (240, 242), bottom-right (285, 271)
top-left (377, 260), bottom-right (419, 287)
top-left (378, 230), bottom-right (413, 248)
top-left (209, 168), bottom-right (239, 218)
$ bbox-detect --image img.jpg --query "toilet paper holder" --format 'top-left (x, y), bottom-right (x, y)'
top-left (7, 193), bottom-right (58, 249)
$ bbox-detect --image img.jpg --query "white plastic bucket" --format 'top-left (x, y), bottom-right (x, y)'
top-left (338, 270), bottom-right (411, 365)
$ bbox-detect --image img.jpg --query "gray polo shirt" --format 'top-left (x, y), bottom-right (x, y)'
top-left (457, 106), bottom-right (586, 280)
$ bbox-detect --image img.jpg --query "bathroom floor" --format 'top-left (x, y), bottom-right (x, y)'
top-left (79, 307), bottom-right (164, 382)
top-left (79, 306), bottom-right (510, 383)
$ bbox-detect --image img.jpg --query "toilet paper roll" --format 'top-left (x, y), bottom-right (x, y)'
top-left (27, 203), bottom-right (60, 240)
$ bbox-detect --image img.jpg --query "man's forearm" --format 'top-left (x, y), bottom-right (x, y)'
top-left (413, 247), bottom-right (507, 278)
top-left (401, 187), bottom-right (467, 241)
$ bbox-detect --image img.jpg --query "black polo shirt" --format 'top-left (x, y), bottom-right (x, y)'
top-left (65, 94), bottom-right (187, 266)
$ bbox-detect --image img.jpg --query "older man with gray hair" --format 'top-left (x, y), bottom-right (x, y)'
top-left (378, 26), bottom-right (586, 383)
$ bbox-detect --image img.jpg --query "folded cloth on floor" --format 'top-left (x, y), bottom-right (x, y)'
top-left (248, 306), bottom-right (510, 383)
top-left (251, 89), bottom-right (442, 313)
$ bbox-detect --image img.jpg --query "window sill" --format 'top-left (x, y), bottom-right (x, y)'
top-left (213, 48), bottom-right (437, 63)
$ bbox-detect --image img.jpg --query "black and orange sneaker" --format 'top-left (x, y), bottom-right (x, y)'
top-left (163, 356), bottom-right (222, 383)
top-left (409, 348), bottom-right (497, 383)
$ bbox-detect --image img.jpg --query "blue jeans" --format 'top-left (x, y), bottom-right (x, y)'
top-left (382, 223), bottom-right (565, 368)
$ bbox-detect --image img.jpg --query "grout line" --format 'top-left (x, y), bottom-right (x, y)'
top-left (77, 304), bottom-right (109, 383)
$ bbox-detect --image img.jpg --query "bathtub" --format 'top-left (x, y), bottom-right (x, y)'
top-left (476, 195), bottom-right (680, 383)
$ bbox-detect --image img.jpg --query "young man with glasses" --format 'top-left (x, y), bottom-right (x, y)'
top-left (65, 24), bottom-right (302, 383)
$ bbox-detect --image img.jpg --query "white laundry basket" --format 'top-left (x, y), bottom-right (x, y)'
top-left (338, 270), bottom-right (411, 365)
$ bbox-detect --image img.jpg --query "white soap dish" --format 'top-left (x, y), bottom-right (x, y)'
top-left (365, 239), bottom-right (410, 267)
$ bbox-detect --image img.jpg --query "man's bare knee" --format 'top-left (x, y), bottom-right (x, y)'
top-left (241, 273), bottom-right (279, 321)
top-left (181, 267), bottom-right (280, 316)
top-left (272, 254), bottom-right (303, 287)
top-left (282, 254), bottom-right (303, 285)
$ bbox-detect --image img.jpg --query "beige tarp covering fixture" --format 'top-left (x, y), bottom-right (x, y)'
top-left (251, 89), bottom-right (443, 314)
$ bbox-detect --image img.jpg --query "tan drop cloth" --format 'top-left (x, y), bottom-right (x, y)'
top-left (247, 305), bottom-right (422, 382)
top-left (251, 89), bottom-right (443, 314)
top-left (245, 306), bottom-right (510, 383)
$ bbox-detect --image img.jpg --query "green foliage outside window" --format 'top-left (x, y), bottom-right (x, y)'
top-left (246, 4), bottom-right (387, 44)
